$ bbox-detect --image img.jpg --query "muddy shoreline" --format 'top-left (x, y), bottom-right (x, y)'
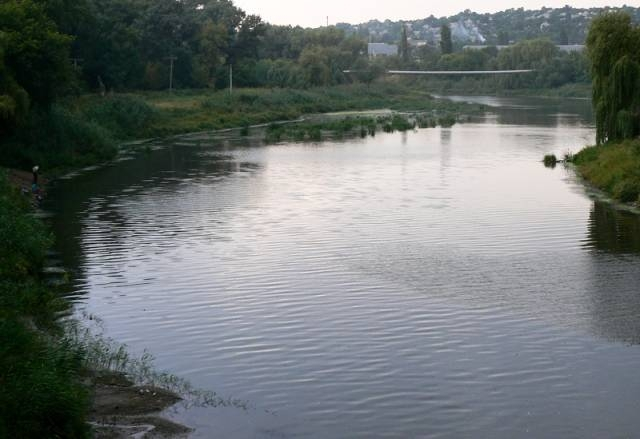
top-left (88, 370), bottom-right (191, 438)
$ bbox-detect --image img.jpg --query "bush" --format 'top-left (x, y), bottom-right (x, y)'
top-left (4, 105), bottom-right (116, 169)
top-left (613, 180), bottom-right (640, 203)
top-left (574, 140), bottom-right (640, 203)
top-left (84, 95), bottom-right (156, 139)
top-left (543, 154), bottom-right (558, 167)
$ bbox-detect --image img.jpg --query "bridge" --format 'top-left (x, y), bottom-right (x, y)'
top-left (343, 69), bottom-right (534, 75)
top-left (387, 69), bottom-right (534, 75)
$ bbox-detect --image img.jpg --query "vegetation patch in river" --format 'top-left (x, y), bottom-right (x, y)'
top-left (262, 111), bottom-right (461, 144)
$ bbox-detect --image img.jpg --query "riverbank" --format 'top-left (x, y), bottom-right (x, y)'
top-left (0, 171), bottom-right (89, 437)
top-left (572, 139), bottom-right (640, 205)
top-left (2, 82), bottom-right (593, 175)
top-left (1, 83), bottom-right (486, 174)
top-left (0, 171), bottom-right (191, 437)
top-left (412, 80), bottom-right (591, 99)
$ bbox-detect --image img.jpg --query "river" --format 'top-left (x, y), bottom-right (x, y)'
top-left (46, 96), bottom-right (640, 438)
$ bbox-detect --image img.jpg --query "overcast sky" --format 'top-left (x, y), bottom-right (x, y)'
top-left (233, 1), bottom-right (636, 27)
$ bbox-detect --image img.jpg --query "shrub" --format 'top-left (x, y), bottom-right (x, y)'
top-left (543, 154), bottom-right (558, 167)
top-left (84, 95), bottom-right (156, 139)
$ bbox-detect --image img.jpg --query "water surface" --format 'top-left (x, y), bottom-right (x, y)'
top-left (47, 97), bottom-right (640, 438)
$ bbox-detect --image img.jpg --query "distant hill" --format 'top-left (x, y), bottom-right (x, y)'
top-left (336, 6), bottom-right (640, 46)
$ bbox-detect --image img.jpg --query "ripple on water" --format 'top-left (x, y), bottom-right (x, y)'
top-left (47, 114), bottom-right (640, 438)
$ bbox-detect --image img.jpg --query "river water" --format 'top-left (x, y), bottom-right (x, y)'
top-left (47, 96), bottom-right (640, 438)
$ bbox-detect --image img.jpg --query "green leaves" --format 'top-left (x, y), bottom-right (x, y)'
top-left (587, 12), bottom-right (640, 143)
top-left (0, 0), bottom-right (72, 106)
top-left (440, 24), bottom-right (453, 54)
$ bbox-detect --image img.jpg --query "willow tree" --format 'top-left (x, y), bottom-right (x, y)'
top-left (586, 12), bottom-right (640, 144)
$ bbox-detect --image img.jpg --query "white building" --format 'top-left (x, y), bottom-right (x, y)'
top-left (368, 43), bottom-right (398, 57)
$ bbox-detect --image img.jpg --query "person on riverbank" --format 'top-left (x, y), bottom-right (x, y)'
top-left (31, 165), bottom-right (43, 203)
top-left (32, 165), bottom-right (39, 193)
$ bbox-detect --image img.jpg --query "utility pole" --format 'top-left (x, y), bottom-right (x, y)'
top-left (165, 56), bottom-right (177, 93)
top-left (229, 64), bottom-right (233, 95)
top-left (70, 58), bottom-right (83, 71)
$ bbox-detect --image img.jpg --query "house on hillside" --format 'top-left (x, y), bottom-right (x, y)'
top-left (368, 43), bottom-right (398, 57)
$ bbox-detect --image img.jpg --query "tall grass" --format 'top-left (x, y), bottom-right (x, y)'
top-left (82, 95), bottom-right (156, 140)
top-left (3, 104), bottom-right (115, 171)
top-left (1, 95), bottom-right (157, 171)
top-left (145, 84), bottom-right (482, 136)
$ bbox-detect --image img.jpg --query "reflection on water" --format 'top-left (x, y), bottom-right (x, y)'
top-left (442, 95), bottom-right (593, 127)
top-left (588, 201), bottom-right (640, 253)
top-left (44, 96), bottom-right (640, 438)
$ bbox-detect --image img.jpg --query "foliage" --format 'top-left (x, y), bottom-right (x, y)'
top-left (261, 112), bottom-right (446, 143)
top-left (0, 173), bottom-right (89, 438)
top-left (138, 84), bottom-right (482, 137)
top-left (400, 25), bottom-right (410, 62)
top-left (574, 140), bottom-right (640, 203)
top-left (82, 95), bottom-right (156, 139)
top-left (407, 39), bottom-right (590, 93)
top-left (0, 0), bottom-right (72, 105)
top-left (440, 24), bottom-right (453, 54)
top-left (586, 12), bottom-right (640, 144)
top-left (543, 154), bottom-right (558, 168)
top-left (4, 105), bottom-right (115, 170)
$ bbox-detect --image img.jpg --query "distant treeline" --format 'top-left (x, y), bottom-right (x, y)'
top-left (0, 0), bottom-right (601, 171)
top-left (367, 37), bottom-right (589, 92)
top-left (1, 0), bottom-right (591, 98)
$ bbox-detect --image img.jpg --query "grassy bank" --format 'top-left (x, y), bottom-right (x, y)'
top-left (409, 78), bottom-right (592, 99)
top-left (1, 83), bottom-right (484, 173)
top-left (0, 171), bottom-right (195, 437)
top-left (0, 171), bottom-right (89, 438)
top-left (139, 83), bottom-right (481, 136)
top-left (573, 139), bottom-right (640, 203)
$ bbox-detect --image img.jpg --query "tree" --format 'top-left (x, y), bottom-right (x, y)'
top-left (298, 46), bottom-right (331, 86)
top-left (197, 19), bottom-right (228, 87)
top-left (352, 58), bottom-right (384, 87)
top-left (231, 14), bottom-right (266, 62)
top-left (400, 24), bottom-right (410, 63)
top-left (0, 0), bottom-right (72, 106)
top-left (0, 41), bottom-right (29, 135)
top-left (497, 30), bottom-right (509, 46)
top-left (440, 24), bottom-right (452, 54)
top-left (586, 12), bottom-right (640, 143)
top-left (558, 28), bottom-right (569, 45)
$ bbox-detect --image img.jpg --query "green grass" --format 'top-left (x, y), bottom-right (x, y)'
top-left (413, 78), bottom-right (592, 98)
top-left (0, 171), bottom-right (90, 438)
top-left (573, 139), bottom-right (640, 203)
top-left (139, 83), bottom-right (481, 137)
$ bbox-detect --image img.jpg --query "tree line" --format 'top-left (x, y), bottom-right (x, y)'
top-left (586, 12), bottom-right (640, 144)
